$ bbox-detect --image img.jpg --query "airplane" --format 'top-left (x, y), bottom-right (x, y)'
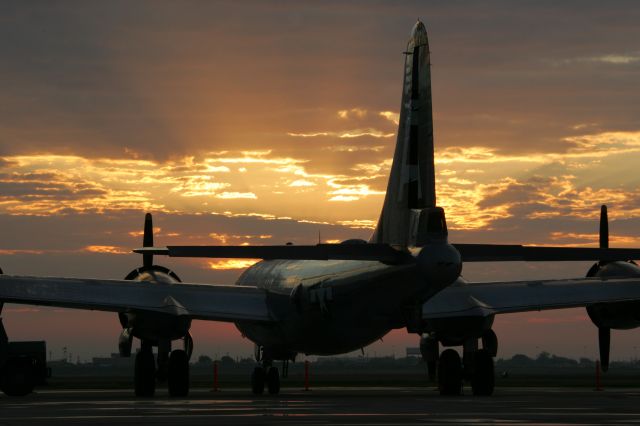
top-left (3, 20), bottom-right (640, 398)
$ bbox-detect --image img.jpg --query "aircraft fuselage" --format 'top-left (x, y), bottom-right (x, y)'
top-left (234, 259), bottom-right (425, 356)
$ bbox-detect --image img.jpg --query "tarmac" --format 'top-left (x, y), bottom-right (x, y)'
top-left (1, 386), bottom-right (640, 425)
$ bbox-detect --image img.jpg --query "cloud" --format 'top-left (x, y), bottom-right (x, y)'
top-left (557, 53), bottom-right (640, 65)
top-left (548, 232), bottom-right (640, 247)
top-left (84, 245), bottom-right (129, 255)
top-left (337, 108), bottom-right (368, 119)
top-left (209, 233), bottom-right (271, 245)
top-left (379, 111), bottom-right (400, 125)
top-left (207, 259), bottom-right (261, 270)
top-left (323, 145), bottom-right (385, 152)
top-left (289, 179), bottom-right (316, 187)
top-left (287, 129), bottom-right (394, 139)
top-left (336, 219), bottom-right (377, 229)
top-left (215, 192), bottom-right (257, 199)
top-left (436, 131), bottom-right (640, 166)
top-left (328, 195), bottom-right (359, 202)
top-left (0, 249), bottom-right (45, 255)
top-left (171, 178), bottom-right (230, 197)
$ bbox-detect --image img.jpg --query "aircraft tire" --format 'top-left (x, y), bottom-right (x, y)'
top-left (438, 349), bottom-right (462, 396)
top-left (168, 349), bottom-right (189, 397)
top-left (0, 357), bottom-right (36, 397)
top-left (251, 367), bottom-right (265, 395)
top-left (266, 367), bottom-right (280, 395)
top-left (471, 349), bottom-right (494, 396)
top-left (134, 349), bottom-right (156, 397)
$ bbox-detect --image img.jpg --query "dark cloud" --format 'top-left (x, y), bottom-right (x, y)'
top-left (2, 1), bottom-right (639, 160)
top-left (0, 210), bottom-right (371, 254)
top-left (0, 180), bottom-right (107, 201)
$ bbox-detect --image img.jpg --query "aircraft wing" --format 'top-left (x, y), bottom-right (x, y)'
top-left (422, 277), bottom-right (640, 320)
top-left (0, 275), bottom-right (272, 322)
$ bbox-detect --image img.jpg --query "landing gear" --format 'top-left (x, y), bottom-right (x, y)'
top-left (438, 349), bottom-right (462, 395)
top-left (251, 364), bottom-right (281, 395)
top-left (134, 344), bottom-right (155, 397)
top-left (471, 349), bottom-right (494, 396)
top-left (266, 367), bottom-right (280, 394)
top-left (433, 346), bottom-right (495, 396)
top-left (251, 366), bottom-right (265, 395)
top-left (168, 349), bottom-right (189, 397)
top-left (420, 334), bottom-right (439, 382)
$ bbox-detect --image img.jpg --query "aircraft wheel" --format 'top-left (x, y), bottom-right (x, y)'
top-left (134, 348), bottom-right (156, 397)
top-left (251, 367), bottom-right (265, 395)
top-left (266, 367), bottom-right (280, 395)
top-left (0, 357), bottom-right (36, 397)
top-left (168, 349), bottom-right (190, 397)
top-left (471, 349), bottom-right (495, 396)
top-left (438, 349), bottom-right (462, 396)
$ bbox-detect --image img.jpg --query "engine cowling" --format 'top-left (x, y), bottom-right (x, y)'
top-left (586, 261), bottom-right (640, 329)
top-left (117, 213), bottom-right (191, 355)
top-left (119, 265), bottom-right (182, 328)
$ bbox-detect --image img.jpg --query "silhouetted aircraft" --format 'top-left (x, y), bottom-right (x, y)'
top-left (2, 21), bottom-right (640, 397)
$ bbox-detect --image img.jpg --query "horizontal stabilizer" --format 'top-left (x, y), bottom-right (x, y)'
top-left (134, 244), bottom-right (409, 263)
top-left (454, 243), bottom-right (640, 262)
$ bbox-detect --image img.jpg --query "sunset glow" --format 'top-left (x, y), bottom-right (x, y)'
top-left (2, 1), bottom-right (640, 361)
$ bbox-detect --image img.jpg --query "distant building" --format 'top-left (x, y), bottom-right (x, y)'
top-left (91, 353), bottom-right (134, 368)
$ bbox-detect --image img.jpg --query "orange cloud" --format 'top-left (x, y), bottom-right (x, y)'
top-left (378, 111), bottom-right (400, 125)
top-left (209, 233), bottom-right (271, 244)
top-left (337, 108), bottom-right (368, 119)
top-left (215, 192), bottom-right (257, 199)
top-left (0, 249), bottom-right (45, 255)
top-left (287, 129), bottom-right (394, 138)
top-left (207, 259), bottom-right (260, 270)
top-left (84, 245), bottom-right (129, 255)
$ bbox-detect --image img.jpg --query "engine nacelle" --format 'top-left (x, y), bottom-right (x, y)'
top-left (119, 265), bottom-right (190, 341)
top-left (587, 261), bottom-right (640, 329)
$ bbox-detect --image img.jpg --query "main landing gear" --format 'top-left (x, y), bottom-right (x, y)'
top-left (134, 340), bottom-right (190, 397)
top-left (251, 362), bottom-right (281, 395)
top-left (424, 331), bottom-right (497, 396)
top-left (436, 348), bottom-right (495, 396)
top-left (251, 345), bottom-right (286, 395)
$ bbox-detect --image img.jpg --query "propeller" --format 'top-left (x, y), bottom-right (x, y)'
top-left (599, 326), bottom-right (610, 373)
top-left (600, 204), bottom-right (609, 250)
top-left (597, 205), bottom-right (611, 372)
top-left (143, 213), bottom-right (154, 268)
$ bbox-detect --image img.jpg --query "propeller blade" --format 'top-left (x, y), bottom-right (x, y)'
top-left (599, 327), bottom-right (610, 372)
top-left (143, 213), bottom-right (153, 268)
top-left (600, 205), bottom-right (609, 249)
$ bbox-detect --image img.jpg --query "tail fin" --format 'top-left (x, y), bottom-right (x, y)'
top-left (370, 21), bottom-right (445, 247)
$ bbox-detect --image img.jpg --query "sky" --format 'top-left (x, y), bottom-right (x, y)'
top-left (2, 0), bottom-right (640, 362)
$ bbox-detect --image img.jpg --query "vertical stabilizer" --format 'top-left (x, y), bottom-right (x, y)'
top-left (370, 21), bottom-right (441, 247)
